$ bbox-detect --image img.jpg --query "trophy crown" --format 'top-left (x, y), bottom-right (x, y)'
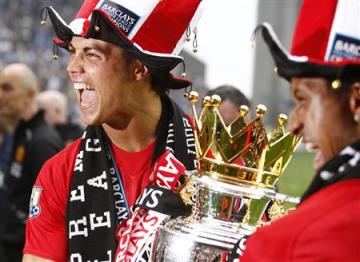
top-left (188, 91), bottom-right (301, 188)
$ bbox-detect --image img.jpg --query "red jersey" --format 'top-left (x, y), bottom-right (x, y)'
top-left (241, 179), bottom-right (360, 261)
top-left (24, 138), bottom-right (155, 261)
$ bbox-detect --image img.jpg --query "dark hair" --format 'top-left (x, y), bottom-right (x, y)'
top-left (122, 49), bottom-right (168, 96)
top-left (326, 78), bottom-right (360, 98)
top-left (122, 48), bottom-right (136, 66)
top-left (149, 69), bottom-right (170, 96)
top-left (207, 85), bottom-right (250, 107)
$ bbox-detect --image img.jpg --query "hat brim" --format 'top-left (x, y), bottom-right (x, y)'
top-left (45, 6), bottom-right (191, 89)
top-left (259, 22), bottom-right (360, 81)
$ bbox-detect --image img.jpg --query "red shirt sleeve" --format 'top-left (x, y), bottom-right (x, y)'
top-left (23, 140), bottom-right (80, 261)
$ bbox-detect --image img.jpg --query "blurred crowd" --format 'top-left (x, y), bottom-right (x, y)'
top-left (0, 3), bottom-right (85, 260)
top-left (0, 0), bottom-right (81, 122)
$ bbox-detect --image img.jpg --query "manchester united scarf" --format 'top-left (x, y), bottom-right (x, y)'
top-left (66, 95), bottom-right (196, 261)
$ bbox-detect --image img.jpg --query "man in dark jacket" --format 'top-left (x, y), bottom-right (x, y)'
top-left (0, 63), bottom-right (64, 262)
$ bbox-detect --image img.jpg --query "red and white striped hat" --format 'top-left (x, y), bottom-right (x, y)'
top-left (42, 0), bottom-right (204, 89)
top-left (258, 0), bottom-right (360, 81)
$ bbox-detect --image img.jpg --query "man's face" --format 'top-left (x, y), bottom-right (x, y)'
top-left (45, 105), bottom-right (67, 126)
top-left (289, 77), bottom-right (354, 169)
top-left (0, 70), bottom-right (27, 129)
top-left (218, 99), bottom-right (240, 126)
top-left (67, 37), bottom-right (134, 127)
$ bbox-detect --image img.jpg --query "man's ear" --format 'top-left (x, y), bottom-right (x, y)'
top-left (349, 82), bottom-right (360, 116)
top-left (132, 60), bottom-right (150, 81)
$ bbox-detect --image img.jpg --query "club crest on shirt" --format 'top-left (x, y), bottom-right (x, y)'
top-left (29, 186), bottom-right (43, 219)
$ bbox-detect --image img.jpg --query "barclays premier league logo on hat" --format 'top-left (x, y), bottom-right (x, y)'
top-left (29, 186), bottom-right (43, 219)
top-left (328, 34), bottom-right (360, 61)
top-left (100, 0), bottom-right (140, 35)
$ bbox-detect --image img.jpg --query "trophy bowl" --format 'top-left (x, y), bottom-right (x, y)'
top-left (153, 217), bottom-right (252, 262)
top-left (152, 173), bottom-right (299, 262)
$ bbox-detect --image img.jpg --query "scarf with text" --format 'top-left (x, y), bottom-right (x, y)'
top-left (301, 139), bottom-right (360, 203)
top-left (66, 95), bottom-right (196, 262)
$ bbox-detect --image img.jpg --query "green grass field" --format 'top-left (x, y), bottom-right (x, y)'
top-left (277, 152), bottom-right (315, 197)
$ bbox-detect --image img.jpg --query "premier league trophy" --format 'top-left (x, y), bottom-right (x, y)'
top-left (152, 91), bottom-right (301, 261)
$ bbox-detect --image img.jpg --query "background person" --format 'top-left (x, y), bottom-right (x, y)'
top-left (207, 84), bottom-right (250, 125)
top-left (0, 121), bottom-right (13, 208)
top-left (0, 63), bottom-right (64, 262)
top-left (36, 89), bottom-right (68, 127)
top-left (0, 75), bottom-right (18, 215)
top-left (0, 88), bottom-right (16, 262)
top-left (0, 121), bottom-right (14, 181)
top-left (37, 89), bottom-right (84, 145)
top-left (242, 0), bottom-right (360, 260)
top-left (23, 0), bottom-right (204, 261)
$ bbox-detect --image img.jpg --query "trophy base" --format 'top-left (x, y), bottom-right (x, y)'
top-left (152, 217), bottom-right (253, 262)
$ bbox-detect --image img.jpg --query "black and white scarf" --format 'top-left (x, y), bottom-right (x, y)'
top-left (66, 95), bottom-right (196, 261)
top-left (301, 140), bottom-right (360, 203)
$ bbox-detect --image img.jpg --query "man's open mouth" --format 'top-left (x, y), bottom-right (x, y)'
top-left (74, 83), bottom-right (96, 107)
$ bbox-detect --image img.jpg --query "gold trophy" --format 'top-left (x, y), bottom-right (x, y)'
top-left (152, 91), bottom-right (301, 261)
